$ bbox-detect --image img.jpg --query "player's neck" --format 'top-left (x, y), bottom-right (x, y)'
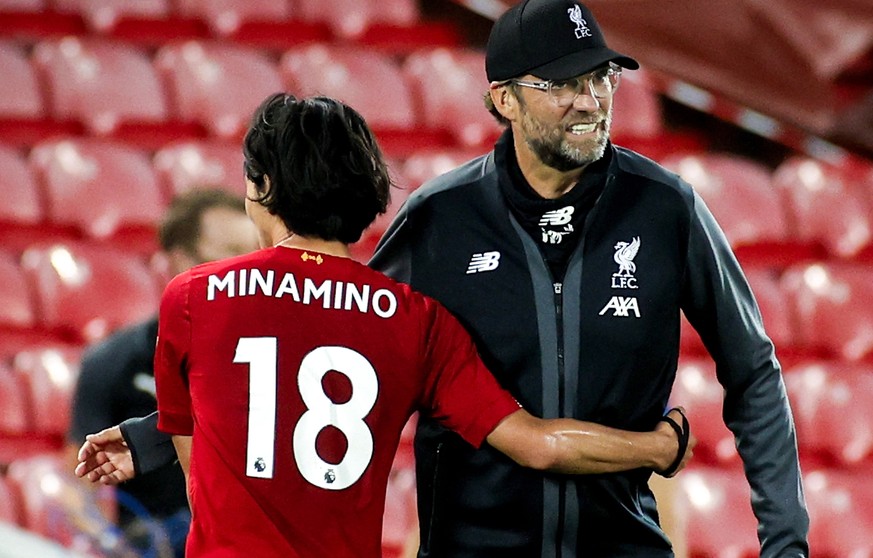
top-left (272, 231), bottom-right (351, 259)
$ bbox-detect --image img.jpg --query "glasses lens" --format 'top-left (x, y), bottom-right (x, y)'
top-left (548, 67), bottom-right (621, 106)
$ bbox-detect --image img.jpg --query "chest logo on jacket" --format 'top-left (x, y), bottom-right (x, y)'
top-left (539, 206), bottom-right (574, 245)
top-left (466, 251), bottom-right (501, 274)
top-left (611, 236), bottom-right (640, 289)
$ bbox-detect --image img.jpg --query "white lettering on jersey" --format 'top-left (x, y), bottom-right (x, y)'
top-left (206, 270), bottom-right (396, 318)
top-left (598, 296), bottom-right (641, 318)
top-left (466, 251), bottom-right (501, 274)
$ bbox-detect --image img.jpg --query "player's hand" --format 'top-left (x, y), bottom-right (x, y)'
top-left (654, 407), bottom-right (696, 478)
top-left (74, 425), bottom-right (135, 485)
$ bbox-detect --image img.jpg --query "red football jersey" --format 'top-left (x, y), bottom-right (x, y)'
top-left (155, 247), bottom-right (520, 558)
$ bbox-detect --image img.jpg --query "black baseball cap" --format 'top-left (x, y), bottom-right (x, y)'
top-left (486, 0), bottom-right (639, 82)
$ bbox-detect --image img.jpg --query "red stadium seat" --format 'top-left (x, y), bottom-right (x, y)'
top-left (677, 467), bottom-right (758, 558)
top-left (29, 138), bottom-right (164, 248)
top-left (610, 67), bottom-right (663, 140)
top-left (0, 4), bottom-right (85, 43)
top-left (0, 362), bottom-right (31, 438)
top-left (804, 469), bottom-right (873, 558)
top-left (32, 38), bottom-right (171, 138)
top-left (781, 262), bottom-right (873, 362)
top-left (402, 48), bottom-right (503, 149)
top-left (661, 153), bottom-right (790, 265)
top-left (280, 45), bottom-right (416, 131)
top-left (0, 251), bottom-right (37, 333)
top-left (52, 0), bottom-right (170, 32)
top-left (0, 42), bottom-right (80, 146)
top-left (401, 148), bottom-right (486, 190)
top-left (295, 0), bottom-right (419, 39)
top-left (12, 346), bottom-right (82, 438)
top-left (153, 140), bottom-right (245, 199)
top-left (156, 41), bottom-right (284, 139)
top-left (671, 358), bottom-right (739, 466)
top-left (0, 472), bottom-right (19, 524)
top-left (773, 156), bottom-right (873, 261)
top-left (20, 242), bottom-right (160, 343)
top-left (5, 454), bottom-right (119, 550)
top-left (0, 145), bottom-right (44, 250)
top-left (174, 0), bottom-right (291, 36)
top-left (784, 361), bottom-right (873, 468)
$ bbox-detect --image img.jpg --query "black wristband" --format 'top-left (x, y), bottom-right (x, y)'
top-left (658, 407), bottom-right (689, 477)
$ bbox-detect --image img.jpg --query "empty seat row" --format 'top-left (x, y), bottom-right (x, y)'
top-left (673, 358), bottom-right (873, 469)
top-left (0, 39), bottom-right (667, 151)
top-left (0, 0), bottom-right (442, 44)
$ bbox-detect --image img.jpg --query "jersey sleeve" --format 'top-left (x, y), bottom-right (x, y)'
top-left (417, 297), bottom-right (521, 448)
top-left (155, 273), bottom-right (194, 436)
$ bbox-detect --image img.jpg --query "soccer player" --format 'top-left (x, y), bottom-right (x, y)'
top-left (119, 93), bottom-right (693, 558)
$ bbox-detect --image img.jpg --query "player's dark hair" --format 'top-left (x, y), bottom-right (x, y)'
top-left (243, 93), bottom-right (391, 244)
top-left (158, 188), bottom-right (245, 253)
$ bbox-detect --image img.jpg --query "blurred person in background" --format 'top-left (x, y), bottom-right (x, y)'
top-left (66, 188), bottom-right (258, 558)
top-left (369, 0), bottom-right (809, 556)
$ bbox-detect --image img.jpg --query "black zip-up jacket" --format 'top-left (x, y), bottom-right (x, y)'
top-left (370, 143), bottom-right (809, 558)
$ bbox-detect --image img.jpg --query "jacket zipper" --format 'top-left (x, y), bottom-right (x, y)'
top-left (423, 441), bottom-right (443, 555)
top-left (553, 280), bottom-right (565, 558)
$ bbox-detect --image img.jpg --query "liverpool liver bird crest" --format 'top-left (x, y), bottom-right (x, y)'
top-left (613, 237), bottom-right (640, 277)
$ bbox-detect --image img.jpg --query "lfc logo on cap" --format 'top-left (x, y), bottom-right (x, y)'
top-left (568, 5), bottom-right (592, 39)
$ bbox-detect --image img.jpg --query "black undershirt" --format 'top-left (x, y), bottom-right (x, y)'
top-left (494, 130), bottom-right (610, 280)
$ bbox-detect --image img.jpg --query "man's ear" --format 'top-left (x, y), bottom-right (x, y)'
top-left (490, 85), bottom-right (519, 122)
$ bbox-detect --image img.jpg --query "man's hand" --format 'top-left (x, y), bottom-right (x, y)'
top-left (654, 407), bottom-right (697, 478)
top-left (74, 425), bottom-right (135, 485)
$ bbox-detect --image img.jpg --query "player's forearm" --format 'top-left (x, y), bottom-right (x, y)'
top-left (488, 410), bottom-right (676, 474)
top-left (535, 418), bottom-right (676, 474)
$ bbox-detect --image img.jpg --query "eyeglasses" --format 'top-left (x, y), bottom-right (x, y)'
top-left (508, 64), bottom-right (622, 108)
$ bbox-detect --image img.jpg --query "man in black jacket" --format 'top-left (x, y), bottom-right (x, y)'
top-left (369, 0), bottom-right (808, 557)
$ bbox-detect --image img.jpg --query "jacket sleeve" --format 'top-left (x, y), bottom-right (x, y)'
top-left (681, 192), bottom-right (809, 557)
top-left (119, 412), bottom-right (177, 477)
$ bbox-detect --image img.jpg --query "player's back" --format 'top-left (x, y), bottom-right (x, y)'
top-left (156, 246), bottom-right (501, 557)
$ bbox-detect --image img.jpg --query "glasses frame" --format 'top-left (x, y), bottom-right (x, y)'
top-left (504, 64), bottom-right (622, 107)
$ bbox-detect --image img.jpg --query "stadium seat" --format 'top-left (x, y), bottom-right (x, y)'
top-left (0, 145), bottom-right (44, 250)
top-left (402, 48), bottom-right (503, 149)
top-left (280, 45), bottom-right (416, 130)
top-left (610, 67), bottom-right (663, 140)
top-left (804, 469), bottom-right (873, 558)
top-left (0, 362), bottom-right (31, 439)
top-left (784, 361), bottom-right (873, 467)
top-left (0, 3), bottom-right (86, 43)
top-left (772, 156), bottom-right (873, 261)
top-left (781, 262), bottom-right (873, 362)
top-left (660, 153), bottom-right (790, 264)
top-left (0, 472), bottom-right (19, 524)
top-left (29, 139), bottom-right (164, 250)
top-left (12, 346), bottom-right (81, 438)
top-left (174, 0), bottom-right (291, 36)
top-left (51, 0), bottom-right (170, 32)
top-left (5, 454), bottom-right (121, 552)
top-left (153, 140), bottom-right (245, 199)
top-left (32, 38), bottom-right (171, 138)
top-left (0, 251), bottom-right (37, 333)
top-left (0, 42), bottom-right (80, 146)
top-left (20, 242), bottom-right (160, 343)
top-left (295, 0), bottom-right (419, 39)
top-left (677, 467), bottom-right (759, 558)
top-left (156, 41), bottom-right (284, 139)
top-left (401, 148), bottom-right (485, 190)
top-left (671, 358), bottom-right (739, 466)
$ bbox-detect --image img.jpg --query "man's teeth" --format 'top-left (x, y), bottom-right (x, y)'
top-left (569, 123), bottom-right (597, 134)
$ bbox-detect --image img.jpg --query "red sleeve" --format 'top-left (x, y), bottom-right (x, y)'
top-left (155, 272), bottom-right (194, 436)
top-left (418, 297), bottom-right (521, 448)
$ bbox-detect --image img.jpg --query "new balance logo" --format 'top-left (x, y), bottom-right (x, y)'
top-left (466, 251), bottom-right (501, 274)
top-left (598, 296), bottom-right (641, 318)
top-left (539, 206), bottom-right (574, 226)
